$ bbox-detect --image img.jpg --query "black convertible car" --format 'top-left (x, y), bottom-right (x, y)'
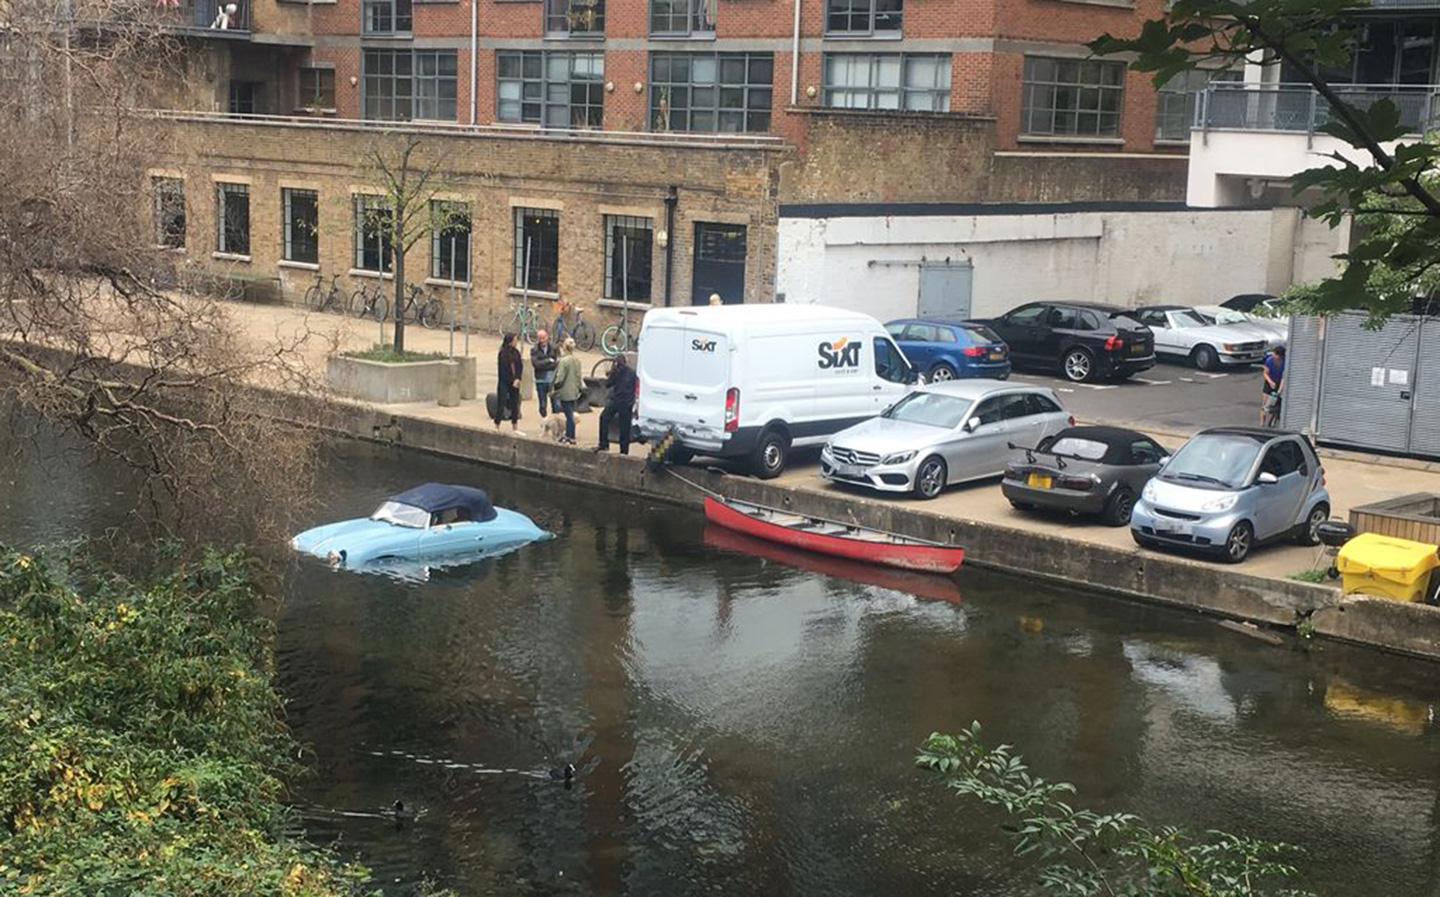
top-left (1001, 426), bottom-right (1169, 526)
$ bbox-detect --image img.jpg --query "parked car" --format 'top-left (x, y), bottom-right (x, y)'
top-left (884, 318), bottom-right (1011, 381)
top-left (1001, 425), bottom-right (1169, 526)
top-left (1220, 293), bottom-right (1278, 314)
top-left (1130, 427), bottom-right (1330, 564)
top-left (1193, 304), bottom-right (1287, 350)
top-left (1132, 305), bottom-right (1268, 370)
top-left (636, 305), bottom-right (919, 479)
top-left (821, 380), bottom-right (1072, 499)
top-left (982, 301), bottom-right (1155, 383)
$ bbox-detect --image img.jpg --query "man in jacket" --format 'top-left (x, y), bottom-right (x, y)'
top-left (531, 329), bottom-right (558, 417)
top-left (595, 354), bottom-right (637, 455)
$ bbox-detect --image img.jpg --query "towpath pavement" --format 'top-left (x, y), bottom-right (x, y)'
top-left (228, 299), bottom-right (1438, 587)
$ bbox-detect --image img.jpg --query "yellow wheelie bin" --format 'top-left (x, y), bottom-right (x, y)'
top-left (1336, 533), bottom-right (1440, 603)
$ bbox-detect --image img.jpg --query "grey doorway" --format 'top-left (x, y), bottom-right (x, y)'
top-left (918, 261), bottom-right (973, 318)
top-left (692, 223), bottom-right (747, 305)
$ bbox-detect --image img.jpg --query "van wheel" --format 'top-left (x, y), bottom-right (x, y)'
top-left (1191, 344), bottom-right (1220, 372)
top-left (753, 429), bottom-right (789, 479)
top-left (914, 456), bottom-right (947, 500)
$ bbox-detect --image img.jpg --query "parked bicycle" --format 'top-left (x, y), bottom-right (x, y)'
top-left (505, 296), bottom-right (542, 345)
top-left (551, 300), bottom-right (596, 352)
top-left (350, 280), bottom-right (389, 322)
top-left (600, 314), bottom-right (640, 356)
top-left (398, 283), bottom-right (443, 329)
top-left (304, 273), bottom-right (345, 314)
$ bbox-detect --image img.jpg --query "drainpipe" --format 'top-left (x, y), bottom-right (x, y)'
top-left (470, 0), bottom-right (478, 125)
top-left (663, 186), bottom-right (678, 306)
top-left (790, 0), bottom-right (801, 105)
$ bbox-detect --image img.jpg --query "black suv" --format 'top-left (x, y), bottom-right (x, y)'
top-left (984, 301), bottom-right (1155, 383)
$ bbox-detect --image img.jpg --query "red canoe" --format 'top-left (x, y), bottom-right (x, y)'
top-left (703, 496), bottom-right (965, 574)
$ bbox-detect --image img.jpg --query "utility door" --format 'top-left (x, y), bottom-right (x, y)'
top-left (1316, 313), bottom-right (1420, 453)
top-left (918, 262), bottom-right (973, 319)
top-left (692, 223), bottom-right (747, 305)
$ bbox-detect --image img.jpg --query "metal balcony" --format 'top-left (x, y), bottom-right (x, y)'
top-left (168, 0), bottom-right (250, 35)
top-left (1195, 82), bottom-right (1440, 138)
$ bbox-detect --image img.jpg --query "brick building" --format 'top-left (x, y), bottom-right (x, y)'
top-left (142, 0), bottom-right (1221, 321)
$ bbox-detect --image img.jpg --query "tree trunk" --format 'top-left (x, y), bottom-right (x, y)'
top-left (392, 243), bottom-right (407, 353)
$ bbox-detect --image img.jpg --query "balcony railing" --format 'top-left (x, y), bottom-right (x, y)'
top-left (1196, 82), bottom-right (1440, 139)
top-left (1366, 0), bottom-right (1440, 8)
top-left (171, 0), bottom-right (250, 33)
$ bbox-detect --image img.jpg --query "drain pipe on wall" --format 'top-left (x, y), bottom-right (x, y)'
top-left (790, 0), bottom-right (801, 105)
top-left (663, 186), bottom-right (678, 306)
top-left (470, 0), bottom-right (478, 125)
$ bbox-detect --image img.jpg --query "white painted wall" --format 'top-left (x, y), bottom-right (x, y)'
top-left (776, 208), bottom-right (1317, 322)
top-left (1187, 129), bottom-right (1408, 208)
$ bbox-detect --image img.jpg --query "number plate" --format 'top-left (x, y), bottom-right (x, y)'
top-left (989, 350), bottom-right (1004, 361)
top-left (1154, 519), bottom-right (1193, 536)
top-left (1027, 473), bottom-right (1052, 490)
top-left (1130, 343), bottom-right (1147, 356)
top-left (833, 463), bottom-right (865, 478)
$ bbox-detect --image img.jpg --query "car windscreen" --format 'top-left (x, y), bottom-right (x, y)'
top-left (1107, 312), bottom-right (1144, 329)
top-left (1046, 437), bottom-right (1109, 461)
top-left (1208, 308), bottom-right (1249, 326)
top-left (371, 501), bottom-right (431, 528)
top-left (882, 392), bottom-right (973, 429)
top-left (1161, 434), bottom-right (1262, 489)
top-left (962, 324), bottom-right (1001, 344)
top-left (1170, 310), bottom-right (1209, 327)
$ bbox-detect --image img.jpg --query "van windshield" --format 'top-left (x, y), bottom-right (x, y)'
top-left (882, 392), bottom-right (973, 429)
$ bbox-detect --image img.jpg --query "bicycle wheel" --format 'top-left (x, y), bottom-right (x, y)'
top-left (371, 295), bottom-right (389, 323)
top-left (304, 283), bottom-right (323, 311)
top-left (600, 324), bottom-right (628, 356)
top-left (551, 315), bottom-right (567, 341)
top-left (419, 299), bottom-right (442, 329)
top-left (351, 289), bottom-right (372, 319)
top-left (591, 356), bottom-right (615, 379)
top-left (573, 319), bottom-right (596, 352)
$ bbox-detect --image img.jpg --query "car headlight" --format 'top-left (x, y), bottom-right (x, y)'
top-left (882, 451), bottom-right (916, 465)
top-left (821, 443), bottom-right (833, 458)
top-left (1221, 343), bottom-right (1238, 352)
top-left (1143, 481), bottom-right (1157, 502)
top-left (1200, 494), bottom-right (1238, 512)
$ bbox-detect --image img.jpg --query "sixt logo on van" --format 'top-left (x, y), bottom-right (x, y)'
top-left (691, 338), bottom-right (718, 352)
top-left (817, 337), bottom-right (862, 370)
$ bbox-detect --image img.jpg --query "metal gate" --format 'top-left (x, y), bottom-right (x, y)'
top-left (1284, 313), bottom-right (1440, 457)
top-left (918, 262), bottom-right (973, 319)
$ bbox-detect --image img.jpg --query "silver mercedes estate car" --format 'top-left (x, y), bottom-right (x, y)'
top-left (820, 381), bottom-right (1073, 500)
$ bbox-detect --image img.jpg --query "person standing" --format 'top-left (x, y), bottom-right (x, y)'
top-left (494, 332), bottom-right (523, 433)
top-left (1261, 345), bottom-right (1285, 427)
top-left (595, 354), bottom-right (637, 455)
top-left (531, 329), bottom-right (558, 418)
top-left (551, 337), bottom-right (583, 445)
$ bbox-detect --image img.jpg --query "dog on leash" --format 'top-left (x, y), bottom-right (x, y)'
top-left (540, 415), bottom-right (568, 444)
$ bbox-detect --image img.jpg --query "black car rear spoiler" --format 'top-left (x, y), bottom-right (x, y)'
top-left (1007, 441), bottom-right (1067, 468)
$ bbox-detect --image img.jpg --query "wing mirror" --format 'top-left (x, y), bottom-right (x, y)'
top-left (1257, 471), bottom-right (1279, 485)
top-left (963, 417), bottom-right (980, 433)
top-left (1158, 455), bottom-right (1171, 466)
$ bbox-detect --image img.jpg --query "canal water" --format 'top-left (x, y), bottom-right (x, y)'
top-left (5, 435), bottom-right (1440, 895)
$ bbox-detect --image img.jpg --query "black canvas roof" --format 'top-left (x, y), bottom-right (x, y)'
top-left (388, 483), bottom-right (498, 522)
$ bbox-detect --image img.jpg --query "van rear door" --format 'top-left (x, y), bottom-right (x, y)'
top-left (637, 319), bottom-right (731, 444)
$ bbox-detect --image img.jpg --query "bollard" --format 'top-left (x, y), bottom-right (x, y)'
top-left (456, 356), bottom-right (477, 400)
top-left (520, 363), bottom-right (535, 401)
top-left (437, 360), bottom-right (461, 408)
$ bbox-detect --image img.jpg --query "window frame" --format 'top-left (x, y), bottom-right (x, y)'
top-left (824, 0), bottom-right (902, 37)
top-left (649, 51), bottom-right (774, 134)
top-left (496, 50), bottom-right (604, 128)
top-left (215, 182), bottom-right (250, 257)
top-left (545, 0), bottom-right (605, 37)
top-left (353, 194), bottom-right (394, 274)
top-left (649, 0), bottom-right (715, 38)
top-left (822, 52), bottom-right (950, 112)
top-left (362, 0), bottom-right (412, 35)
top-left (282, 187), bottom-right (319, 265)
top-left (297, 66), bottom-right (336, 112)
top-left (603, 214), bottom-right (654, 302)
top-left (152, 176), bottom-right (185, 249)
top-left (430, 200), bottom-right (472, 283)
top-left (1020, 56), bottom-right (1126, 139)
top-left (513, 207), bottom-right (560, 294)
top-left (363, 49), bottom-right (457, 122)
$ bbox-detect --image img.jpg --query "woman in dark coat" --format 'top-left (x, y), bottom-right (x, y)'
top-left (494, 333), bottom-right (523, 431)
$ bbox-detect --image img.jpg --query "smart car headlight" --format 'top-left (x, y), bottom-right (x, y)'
top-left (1200, 494), bottom-right (1239, 512)
top-left (882, 451), bottom-right (917, 465)
top-left (1143, 481), bottom-right (1158, 502)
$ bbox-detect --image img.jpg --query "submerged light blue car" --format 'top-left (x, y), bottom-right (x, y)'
top-left (291, 483), bottom-right (546, 571)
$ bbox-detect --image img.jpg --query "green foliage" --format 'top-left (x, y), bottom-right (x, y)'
top-left (343, 343), bottom-right (447, 363)
top-left (0, 546), bottom-right (380, 896)
top-left (917, 722), bottom-right (1312, 897)
top-left (1090, 0), bottom-right (1440, 324)
top-left (1287, 568), bottom-right (1328, 583)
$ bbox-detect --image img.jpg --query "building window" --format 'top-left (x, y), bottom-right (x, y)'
top-left (363, 50), bottom-right (457, 121)
top-left (431, 201), bottom-right (471, 283)
top-left (604, 215), bottom-right (653, 302)
top-left (228, 80), bottom-right (260, 114)
top-left (514, 207), bottom-right (559, 294)
top-left (496, 51), bottom-right (604, 128)
top-left (152, 177), bottom-right (185, 249)
top-left (650, 0), bottom-right (714, 37)
top-left (545, 0), bottom-right (604, 36)
top-left (363, 0), bottom-right (411, 34)
top-left (823, 53), bottom-right (949, 111)
top-left (216, 183), bottom-right (250, 256)
top-left (282, 188), bottom-right (319, 265)
top-left (650, 52), bottom-right (773, 133)
top-left (298, 67), bottom-right (335, 111)
top-left (354, 195), bottom-right (394, 273)
top-left (825, 0), bottom-right (901, 36)
top-left (1021, 57), bottom-right (1125, 138)
top-left (1154, 68), bottom-right (1242, 141)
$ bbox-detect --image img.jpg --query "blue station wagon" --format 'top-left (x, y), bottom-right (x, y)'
top-left (885, 318), bottom-right (1012, 381)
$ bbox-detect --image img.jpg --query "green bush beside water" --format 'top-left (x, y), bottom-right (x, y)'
top-left (0, 546), bottom-right (382, 896)
top-left (343, 344), bottom-right (446, 364)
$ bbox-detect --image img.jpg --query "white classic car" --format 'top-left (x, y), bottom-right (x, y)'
top-left (1132, 305), bottom-right (1269, 371)
top-left (1193, 304), bottom-right (1287, 350)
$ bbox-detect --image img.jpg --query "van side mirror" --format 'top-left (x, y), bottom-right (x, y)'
top-left (963, 417), bottom-right (980, 433)
top-left (1257, 471), bottom-right (1278, 485)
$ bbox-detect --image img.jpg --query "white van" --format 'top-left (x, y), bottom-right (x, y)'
top-left (636, 305), bottom-right (918, 478)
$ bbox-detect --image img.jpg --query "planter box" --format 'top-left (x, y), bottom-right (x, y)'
top-left (327, 355), bottom-right (453, 404)
top-left (1350, 493), bottom-right (1440, 546)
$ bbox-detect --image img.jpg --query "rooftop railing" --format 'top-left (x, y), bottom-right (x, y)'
top-left (1195, 82), bottom-right (1440, 140)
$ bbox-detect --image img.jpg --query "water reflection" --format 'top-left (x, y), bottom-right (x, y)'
top-left (6, 434), bottom-right (1440, 895)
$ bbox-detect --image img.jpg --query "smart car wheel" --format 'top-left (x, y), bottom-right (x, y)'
top-left (752, 429), bottom-right (790, 480)
top-left (929, 362), bottom-right (958, 382)
top-left (1191, 344), bottom-right (1219, 372)
top-left (1101, 487), bottom-right (1136, 527)
top-left (914, 456), bottom-right (947, 500)
top-left (1062, 348), bottom-right (1095, 383)
top-left (1295, 503), bottom-right (1330, 546)
top-left (1222, 521), bottom-right (1254, 564)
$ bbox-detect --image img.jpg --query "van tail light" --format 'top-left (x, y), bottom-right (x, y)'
top-left (1104, 335), bottom-right (1123, 352)
top-left (962, 346), bottom-right (986, 357)
top-left (724, 388), bottom-right (740, 432)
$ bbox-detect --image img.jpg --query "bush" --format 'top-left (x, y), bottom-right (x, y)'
top-left (0, 546), bottom-right (383, 896)
top-left (342, 344), bottom-right (446, 364)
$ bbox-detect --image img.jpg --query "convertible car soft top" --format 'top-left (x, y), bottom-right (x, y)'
top-left (389, 483), bottom-right (498, 522)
